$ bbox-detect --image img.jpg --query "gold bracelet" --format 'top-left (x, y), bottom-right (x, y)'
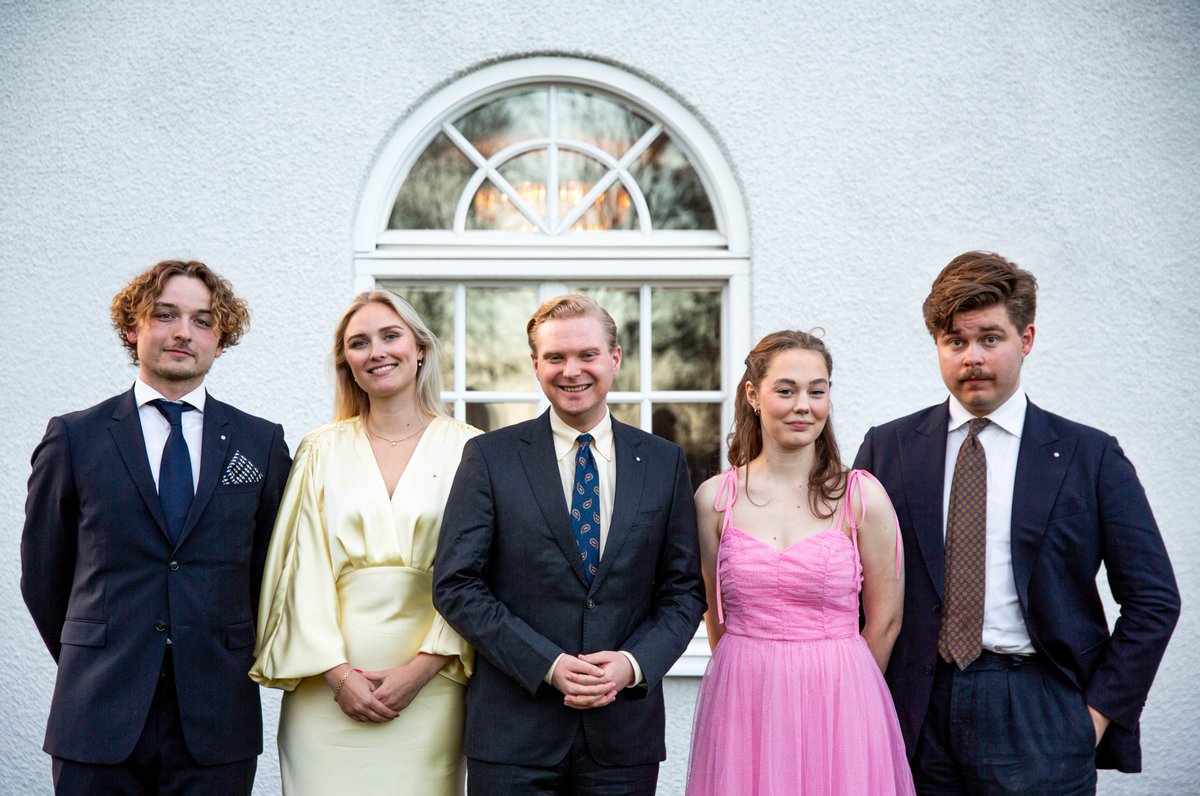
top-left (332, 669), bottom-right (353, 703)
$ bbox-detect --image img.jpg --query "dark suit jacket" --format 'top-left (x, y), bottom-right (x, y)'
top-left (854, 399), bottom-right (1180, 772)
top-left (433, 411), bottom-right (706, 767)
top-left (21, 388), bottom-right (290, 766)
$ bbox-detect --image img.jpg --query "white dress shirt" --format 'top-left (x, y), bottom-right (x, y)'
top-left (134, 378), bottom-right (206, 493)
top-left (545, 408), bottom-right (643, 687)
top-left (943, 389), bottom-right (1034, 654)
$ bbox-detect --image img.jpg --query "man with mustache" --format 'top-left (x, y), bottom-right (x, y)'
top-left (854, 252), bottom-right (1179, 794)
top-left (21, 260), bottom-right (290, 794)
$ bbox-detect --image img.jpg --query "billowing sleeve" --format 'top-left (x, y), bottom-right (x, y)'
top-left (417, 420), bottom-right (482, 685)
top-left (250, 431), bottom-right (348, 690)
top-left (418, 610), bottom-right (474, 685)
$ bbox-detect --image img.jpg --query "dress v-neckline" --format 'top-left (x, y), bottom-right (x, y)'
top-left (359, 415), bottom-right (438, 502)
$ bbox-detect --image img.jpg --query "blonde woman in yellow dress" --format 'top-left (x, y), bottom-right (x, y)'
top-left (251, 290), bottom-right (478, 795)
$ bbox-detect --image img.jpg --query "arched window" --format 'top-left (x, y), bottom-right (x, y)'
top-left (354, 59), bottom-right (749, 673)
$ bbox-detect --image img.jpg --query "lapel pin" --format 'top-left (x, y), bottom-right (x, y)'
top-left (1053, 451), bottom-right (1060, 458)
top-left (635, 456), bottom-right (641, 462)
top-left (220, 434), bottom-right (227, 441)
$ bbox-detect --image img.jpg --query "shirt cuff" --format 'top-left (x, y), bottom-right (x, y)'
top-left (620, 651), bottom-right (643, 688)
top-left (545, 653), bottom-right (567, 685)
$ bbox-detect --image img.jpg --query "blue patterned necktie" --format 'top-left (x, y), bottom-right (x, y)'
top-left (152, 399), bottom-right (196, 544)
top-left (571, 434), bottom-right (601, 584)
top-left (938, 417), bottom-right (990, 668)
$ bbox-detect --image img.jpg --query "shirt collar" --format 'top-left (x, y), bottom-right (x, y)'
top-left (550, 408), bottom-right (614, 464)
top-left (947, 388), bottom-right (1026, 439)
top-left (134, 378), bottom-right (207, 414)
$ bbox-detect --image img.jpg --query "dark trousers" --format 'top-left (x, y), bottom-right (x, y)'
top-left (52, 649), bottom-right (256, 796)
top-left (913, 651), bottom-right (1097, 796)
top-left (467, 729), bottom-right (659, 796)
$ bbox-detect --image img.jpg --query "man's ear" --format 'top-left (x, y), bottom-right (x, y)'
top-left (126, 328), bottom-right (139, 344)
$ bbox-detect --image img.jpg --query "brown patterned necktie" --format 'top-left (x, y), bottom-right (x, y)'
top-left (938, 417), bottom-right (990, 669)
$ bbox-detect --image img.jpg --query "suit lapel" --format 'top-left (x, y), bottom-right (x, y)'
top-left (109, 389), bottom-right (170, 537)
top-left (519, 413), bottom-right (592, 589)
top-left (900, 403), bottom-right (951, 599)
top-left (175, 395), bottom-right (231, 550)
top-left (591, 419), bottom-right (644, 589)
top-left (1010, 401), bottom-right (1072, 603)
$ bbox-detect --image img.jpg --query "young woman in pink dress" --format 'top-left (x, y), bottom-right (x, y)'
top-left (686, 331), bottom-right (915, 795)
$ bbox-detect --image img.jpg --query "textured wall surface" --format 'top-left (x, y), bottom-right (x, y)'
top-left (2, 1), bottom-right (1196, 793)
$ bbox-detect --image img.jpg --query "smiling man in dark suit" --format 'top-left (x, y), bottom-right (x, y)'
top-left (854, 252), bottom-right (1180, 794)
top-left (21, 260), bottom-right (290, 794)
top-left (434, 293), bottom-right (705, 795)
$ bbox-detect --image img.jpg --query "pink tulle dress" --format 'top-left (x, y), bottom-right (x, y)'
top-left (686, 468), bottom-right (915, 796)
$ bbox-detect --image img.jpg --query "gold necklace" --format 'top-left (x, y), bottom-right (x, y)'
top-left (365, 420), bottom-right (427, 447)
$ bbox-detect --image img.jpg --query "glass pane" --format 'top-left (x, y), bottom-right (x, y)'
top-left (465, 286), bottom-right (537, 391)
top-left (556, 151), bottom-right (607, 222)
top-left (653, 403), bottom-right (723, 488)
top-left (455, 90), bottom-right (548, 160)
top-left (465, 402), bottom-right (539, 432)
top-left (497, 149), bottom-right (549, 221)
top-left (389, 131), bottom-right (476, 229)
top-left (570, 183), bottom-right (636, 232)
top-left (556, 89), bottom-right (651, 156)
top-left (573, 286), bottom-right (639, 392)
top-left (652, 288), bottom-right (721, 390)
top-left (609, 402), bottom-right (639, 427)
top-left (627, 133), bottom-right (716, 230)
top-left (467, 180), bottom-right (540, 232)
top-left (392, 285), bottom-right (455, 390)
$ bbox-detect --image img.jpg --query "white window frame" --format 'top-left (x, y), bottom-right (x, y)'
top-left (353, 57), bottom-right (750, 675)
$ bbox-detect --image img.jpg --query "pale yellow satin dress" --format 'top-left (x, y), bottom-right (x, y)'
top-left (250, 416), bottom-right (478, 796)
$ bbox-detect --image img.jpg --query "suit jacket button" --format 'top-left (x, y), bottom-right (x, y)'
top-left (155, 621), bottom-right (167, 632)
top-left (586, 599), bottom-right (596, 609)
top-left (923, 664), bottom-right (934, 675)
top-left (932, 602), bottom-right (942, 615)
top-left (169, 561), bottom-right (180, 571)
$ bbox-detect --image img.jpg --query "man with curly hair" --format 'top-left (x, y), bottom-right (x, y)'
top-left (21, 260), bottom-right (291, 794)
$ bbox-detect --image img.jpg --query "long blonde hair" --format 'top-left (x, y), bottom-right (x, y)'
top-left (331, 290), bottom-right (446, 422)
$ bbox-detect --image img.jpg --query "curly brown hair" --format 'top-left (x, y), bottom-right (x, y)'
top-left (727, 330), bottom-right (845, 519)
top-left (923, 251), bottom-right (1038, 337)
top-left (110, 260), bottom-right (250, 365)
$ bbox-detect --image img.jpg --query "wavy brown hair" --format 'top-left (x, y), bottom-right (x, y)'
top-left (728, 330), bottom-right (845, 519)
top-left (923, 251), bottom-right (1038, 337)
top-left (332, 290), bottom-right (446, 423)
top-left (110, 259), bottom-right (249, 364)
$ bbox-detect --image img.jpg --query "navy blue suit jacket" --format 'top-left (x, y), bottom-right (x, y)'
top-left (854, 399), bottom-right (1179, 772)
top-left (21, 389), bottom-right (290, 765)
top-left (433, 412), bottom-right (706, 766)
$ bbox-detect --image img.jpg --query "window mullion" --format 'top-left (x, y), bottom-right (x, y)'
top-left (454, 283), bottom-right (467, 421)
top-left (639, 283), bottom-right (653, 431)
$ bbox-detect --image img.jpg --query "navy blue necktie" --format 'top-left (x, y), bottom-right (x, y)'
top-left (152, 399), bottom-right (196, 543)
top-left (571, 434), bottom-right (601, 583)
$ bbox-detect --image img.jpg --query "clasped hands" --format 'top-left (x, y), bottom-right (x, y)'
top-left (551, 650), bottom-right (634, 710)
top-left (325, 654), bottom-right (450, 723)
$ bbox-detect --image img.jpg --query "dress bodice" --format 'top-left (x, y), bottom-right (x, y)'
top-left (714, 468), bottom-right (890, 641)
top-left (719, 525), bottom-right (862, 641)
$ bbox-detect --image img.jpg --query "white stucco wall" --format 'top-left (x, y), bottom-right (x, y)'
top-left (2, 1), bottom-right (1196, 793)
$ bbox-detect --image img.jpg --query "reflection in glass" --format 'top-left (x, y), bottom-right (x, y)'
top-left (609, 403), bottom-right (638, 427)
top-left (653, 403), bottom-right (723, 487)
top-left (393, 285), bottom-right (455, 390)
top-left (574, 287), bottom-right (639, 392)
top-left (465, 402), bottom-right (539, 432)
top-left (455, 90), bottom-right (548, 159)
top-left (557, 89), bottom-right (651, 155)
top-left (652, 288), bottom-right (721, 391)
top-left (556, 151), bottom-right (607, 222)
top-left (389, 132), bottom-right (476, 229)
top-left (627, 133), bottom-right (716, 230)
top-left (467, 180), bottom-right (538, 232)
top-left (466, 286), bottom-right (537, 392)
top-left (573, 183), bottom-right (636, 231)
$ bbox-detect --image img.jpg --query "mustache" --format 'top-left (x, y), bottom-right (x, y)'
top-left (960, 369), bottom-right (993, 381)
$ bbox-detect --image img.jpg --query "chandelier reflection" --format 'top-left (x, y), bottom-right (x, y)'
top-left (472, 180), bottom-right (634, 232)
